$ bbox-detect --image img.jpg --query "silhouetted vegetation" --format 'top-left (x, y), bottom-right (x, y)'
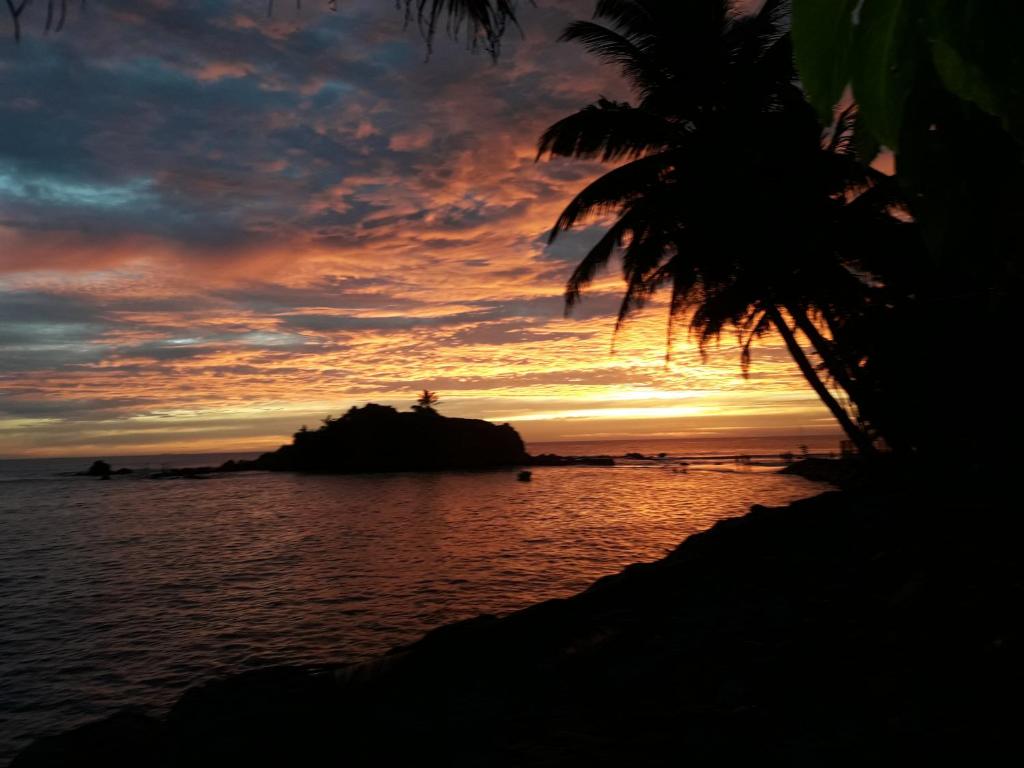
top-left (537, 0), bottom-right (919, 458)
top-left (793, 0), bottom-right (1024, 474)
top-left (413, 389), bottom-right (441, 413)
top-left (534, 0), bottom-right (1021, 477)
top-left (2, 0), bottom-right (79, 40)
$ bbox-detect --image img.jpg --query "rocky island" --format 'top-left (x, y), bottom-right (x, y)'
top-left (225, 403), bottom-right (530, 474)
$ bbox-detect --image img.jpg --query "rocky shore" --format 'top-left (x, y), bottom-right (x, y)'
top-left (15, 488), bottom-right (1023, 766)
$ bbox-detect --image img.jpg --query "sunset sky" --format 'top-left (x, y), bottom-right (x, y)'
top-left (0, 0), bottom-right (839, 458)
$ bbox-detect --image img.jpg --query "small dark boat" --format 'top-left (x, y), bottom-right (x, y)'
top-left (517, 470), bottom-right (532, 482)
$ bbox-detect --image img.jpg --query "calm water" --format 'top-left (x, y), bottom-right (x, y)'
top-left (0, 436), bottom-right (834, 762)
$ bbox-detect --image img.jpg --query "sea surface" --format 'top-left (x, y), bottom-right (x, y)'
top-left (0, 435), bottom-right (836, 762)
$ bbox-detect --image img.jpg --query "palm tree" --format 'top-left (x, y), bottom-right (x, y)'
top-left (537, 0), bottom-right (916, 456)
top-left (414, 390), bottom-right (441, 412)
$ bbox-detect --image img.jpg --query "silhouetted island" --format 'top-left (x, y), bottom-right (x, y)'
top-left (226, 404), bottom-right (530, 473)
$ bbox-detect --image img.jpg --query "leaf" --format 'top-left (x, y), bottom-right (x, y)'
top-left (930, 40), bottom-right (999, 117)
top-left (849, 0), bottom-right (924, 151)
top-left (791, 0), bottom-right (859, 122)
top-left (536, 98), bottom-right (677, 162)
top-left (926, 1), bottom-right (1024, 145)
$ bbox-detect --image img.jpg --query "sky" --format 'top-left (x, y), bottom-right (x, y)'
top-left (0, 0), bottom-right (841, 458)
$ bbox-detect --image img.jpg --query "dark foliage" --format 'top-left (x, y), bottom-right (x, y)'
top-left (538, 0), bottom-right (926, 457)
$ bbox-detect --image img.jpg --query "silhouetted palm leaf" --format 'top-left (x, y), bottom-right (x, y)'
top-left (547, 150), bottom-right (679, 237)
top-left (401, 0), bottom-right (524, 56)
top-left (592, 0), bottom-right (657, 45)
top-left (560, 20), bottom-right (665, 99)
top-left (537, 98), bottom-right (681, 162)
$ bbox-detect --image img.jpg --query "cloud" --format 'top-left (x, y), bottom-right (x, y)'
top-left (0, 0), bottom-right (835, 457)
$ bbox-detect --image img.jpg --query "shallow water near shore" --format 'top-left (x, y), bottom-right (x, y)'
top-left (0, 436), bottom-right (833, 762)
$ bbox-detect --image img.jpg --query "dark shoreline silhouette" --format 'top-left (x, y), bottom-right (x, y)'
top-left (15, 487), bottom-right (1022, 766)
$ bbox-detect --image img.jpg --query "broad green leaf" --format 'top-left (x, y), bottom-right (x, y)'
top-left (791, 0), bottom-right (858, 122)
top-left (926, 1), bottom-right (1024, 145)
top-left (849, 0), bottom-right (924, 151)
top-left (930, 40), bottom-right (999, 117)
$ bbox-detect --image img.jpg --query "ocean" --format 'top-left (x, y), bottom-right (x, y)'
top-left (0, 435), bottom-right (836, 762)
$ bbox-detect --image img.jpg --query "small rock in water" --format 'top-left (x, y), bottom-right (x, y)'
top-left (86, 460), bottom-right (112, 478)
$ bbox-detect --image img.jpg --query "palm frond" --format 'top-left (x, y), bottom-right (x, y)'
top-left (592, 0), bottom-right (657, 47)
top-left (401, 0), bottom-right (525, 57)
top-left (560, 20), bottom-right (665, 98)
top-left (564, 220), bottom-right (629, 311)
top-left (5, 0), bottom-right (82, 40)
top-left (825, 104), bottom-right (858, 155)
top-left (548, 151), bottom-right (677, 240)
top-left (613, 234), bottom-right (668, 333)
top-left (734, 308), bottom-right (772, 377)
top-left (537, 98), bottom-right (679, 162)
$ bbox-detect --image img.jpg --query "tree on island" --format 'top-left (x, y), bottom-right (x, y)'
top-left (413, 390), bottom-right (440, 414)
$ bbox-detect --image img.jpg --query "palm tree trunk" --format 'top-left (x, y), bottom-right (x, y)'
top-left (766, 306), bottom-right (877, 457)
top-left (786, 305), bottom-right (863, 408)
top-left (787, 305), bottom-right (912, 456)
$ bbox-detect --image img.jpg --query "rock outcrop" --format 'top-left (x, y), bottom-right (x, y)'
top-left (76, 461), bottom-right (132, 478)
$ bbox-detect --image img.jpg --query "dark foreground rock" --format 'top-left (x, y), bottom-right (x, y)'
top-left (16, 490), bottom-right (1024, 766)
